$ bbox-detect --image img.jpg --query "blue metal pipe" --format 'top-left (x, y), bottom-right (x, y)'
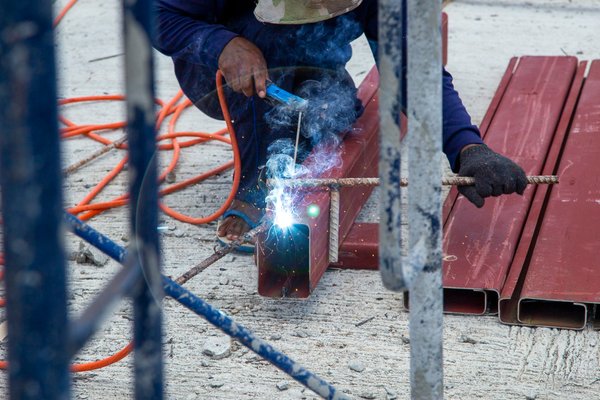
top-left (121, 0), bottom-right (163, 398)
top-left (0, 2), bottom-right (69, 399)
top-left (65, 214), bottom-right (349, 400)
top-left (163, 277), bottom-right (349, 400)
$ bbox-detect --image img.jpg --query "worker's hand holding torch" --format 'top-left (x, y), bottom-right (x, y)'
top-left (218, 36), bottom-right (269, 98)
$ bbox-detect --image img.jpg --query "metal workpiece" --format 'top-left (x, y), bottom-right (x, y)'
top-left (407, 0), bottom-right (444, 398)
top-left (378, 0), bottom-right (405, 292)
top-left (0, 2), bottom-right (70, 399)
top-left (256, 68), bottom-right (381, 298)
top-left (122, 0), bottom-right (163, 398)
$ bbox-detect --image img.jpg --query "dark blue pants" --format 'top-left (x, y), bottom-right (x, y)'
top-left (174, 12), bottom-right (364, 208)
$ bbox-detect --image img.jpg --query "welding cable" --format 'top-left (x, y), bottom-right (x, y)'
top-left (62, 87), bottom-right (238, 224)
top-left (53, 0), bottom-right (79, 27)
top-left (159, 71), bottom-right (241, 223)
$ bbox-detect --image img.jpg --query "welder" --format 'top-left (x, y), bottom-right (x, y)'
top-left (154, 0), bottom-right (527, 251)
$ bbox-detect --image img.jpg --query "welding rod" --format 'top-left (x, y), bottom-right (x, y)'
top-left (174, 222), bottom-right (270, 285)
top-left (268, 175), bottom-right (558, 189)
top-left (63, 135), bottom-right (128, 176)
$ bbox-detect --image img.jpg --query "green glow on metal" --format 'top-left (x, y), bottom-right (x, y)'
top-left (306, 204), bottom-right (320, 218)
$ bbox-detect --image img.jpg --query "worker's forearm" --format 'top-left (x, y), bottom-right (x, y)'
top-left (154, 0), bottom-right (238, 69)
top-left (442, 68), bottom-right (484, 171)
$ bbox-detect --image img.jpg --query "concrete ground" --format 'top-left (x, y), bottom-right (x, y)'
top-left (2, 0), bottom-right (600, 399)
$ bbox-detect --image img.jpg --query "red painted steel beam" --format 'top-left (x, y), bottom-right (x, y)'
top-left (498, 61), bottom-right (587, 326)
top-left (333, 58), bottom-right (518, 274)
top-left (331, 222), bottom-right (379, 270)
top-left (256, 68), bottom-right (380, 298)
top-left (513, 60), bottom-right (600, 330)
top-left (437, 56), bottom-right (578, 315)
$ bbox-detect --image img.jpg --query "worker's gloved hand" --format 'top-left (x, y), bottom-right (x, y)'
top-left (457, 144), bottom-right (527, 208)
top-left (218, 37), bottom-right (269, 98)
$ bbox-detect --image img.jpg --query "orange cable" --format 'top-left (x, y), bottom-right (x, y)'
top-left (1, 1), bottom-right (242, 371)
top-left (53, 0), bottom-right (79, 27)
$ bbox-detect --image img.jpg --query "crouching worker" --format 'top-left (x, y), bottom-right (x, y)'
top-left (153, 0), bottom-right (527, 252)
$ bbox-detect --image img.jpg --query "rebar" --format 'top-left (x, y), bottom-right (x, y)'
top-left (63, 136), bottom-right (127, 175)
top-left (328, 187), bottom-right (340, 263)
top-left (175, 222), bottom-right (270, 285)
top-left (268, 175), bottom-right (558, 189)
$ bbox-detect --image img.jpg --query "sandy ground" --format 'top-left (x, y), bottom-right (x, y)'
top-left (2, 0), bottom-right (600, 399)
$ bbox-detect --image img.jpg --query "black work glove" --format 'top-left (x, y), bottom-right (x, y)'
top-left (457, 144), bottom-right (527, 208)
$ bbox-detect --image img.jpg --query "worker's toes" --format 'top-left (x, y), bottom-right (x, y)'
top-left (225, 217), bottom-right (249, 241)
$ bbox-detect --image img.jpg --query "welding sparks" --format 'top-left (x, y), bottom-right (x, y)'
top-left (267, 183), bottom-right (297, 229)
top-left (274, 208), bottom-right (294, 228)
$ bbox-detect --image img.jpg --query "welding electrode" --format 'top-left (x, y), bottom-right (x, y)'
top-left (264, 82), bottom-right (308, 167)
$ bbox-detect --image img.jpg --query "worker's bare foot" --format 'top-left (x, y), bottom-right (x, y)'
top-left (217, 199), bottom-right (263, 242)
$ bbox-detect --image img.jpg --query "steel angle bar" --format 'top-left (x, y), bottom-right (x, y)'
top-left (498, 61), bottom-right (588, 326)
top-left (122, 0), bottom-right (163, 397)
top-left (440, 56), bottom-right (578, 315)
top-left (0, 2), bottom-right (70, 398)
top-left (256, 68), bottom-right (380, 298)
top-left (515, 60), bottom-right (600, 330)
top-left (66, 216), bottom-right (349, 400)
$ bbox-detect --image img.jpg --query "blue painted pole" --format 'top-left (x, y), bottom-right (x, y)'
top-left (65, 214), bottom-right (349, 400)
top-left (0, 2), bottom-right (70, 399)
top-left (121, 0), bottom-right (163, 398)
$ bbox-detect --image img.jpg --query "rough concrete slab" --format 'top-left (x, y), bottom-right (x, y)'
top-left (1, 1), bottom-right (600, 399)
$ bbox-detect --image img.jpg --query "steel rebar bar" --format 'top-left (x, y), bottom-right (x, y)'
top-left (174, 222), bottom-right (270, 285)
top-left (268, 175), bottom-right (558, 189)
top-left (63, 135), bottom-right (127, 175)
top-left (328, 187), bottom-right (340, 263)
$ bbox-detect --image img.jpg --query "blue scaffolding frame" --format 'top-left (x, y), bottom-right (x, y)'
top-left (0, 0), bottom-right (444, 399)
